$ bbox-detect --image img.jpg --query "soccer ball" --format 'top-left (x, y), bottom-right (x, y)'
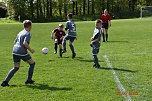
top-left (42, 47), bottom-right (49, 54)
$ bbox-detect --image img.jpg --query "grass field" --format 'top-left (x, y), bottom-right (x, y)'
top-left (0, 18), bottom-right (152, 101)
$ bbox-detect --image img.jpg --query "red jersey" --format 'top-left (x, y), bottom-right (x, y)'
top-left (101, 14), bottom-right (111, 23)
top-left (53, 28), bottom-right (66, 39)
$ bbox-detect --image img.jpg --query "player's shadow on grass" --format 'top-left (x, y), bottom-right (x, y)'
top-left (78, 59), bottom-right (103, 62)
top-left (25, 83), bottom-right (72, 91)
top-left (100, 67), bottom-right (137, 73)
top-left (108, 41), bottom-right (129, 43)
top-left (48, 60), bottom-right (55, 62)
top-left (80, 60), bottom-right (103, 62)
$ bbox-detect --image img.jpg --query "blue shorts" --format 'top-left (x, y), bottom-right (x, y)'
top-left (90, 44), bottom-right (100, 55)
top-left (64, 35), bottom-right (76, 43)
top-left (92, 48), bottom-right (99, 56)
top-left (13, 54), bottom-right (32, 63)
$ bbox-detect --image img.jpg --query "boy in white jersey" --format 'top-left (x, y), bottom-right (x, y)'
top-left (1, 20), bottom-right (36, 87)
top-left (90, 19), bottom-right (102, 68)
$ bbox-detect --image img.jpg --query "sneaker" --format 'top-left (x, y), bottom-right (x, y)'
top-left (72, 53), bottom-right (76, 59)
top-left (95, 64), bottom-right (101, 68)
top-left (93, 64), bottom-right (100, 68)
top-left (1, 81), bottom-right (9, 87)
top-left (62, 49), bottom-right (66, 54)
top-left (25, 80), bottom-right (35, 84)
top-left (93, 64), bottom-right (96, 67)
top-left (54, 51), bottom-right (57, 54)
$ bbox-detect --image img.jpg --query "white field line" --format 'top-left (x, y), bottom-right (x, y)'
top-left (103, 54), bottom-right (132, 101)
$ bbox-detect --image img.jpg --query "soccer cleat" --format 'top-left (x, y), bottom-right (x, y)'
top-left (72, 53), bottom-right (76, 59)
top-left (25, 80), bottom-right (35, 84)
top-left (1, 81), bottom-right (9, 87)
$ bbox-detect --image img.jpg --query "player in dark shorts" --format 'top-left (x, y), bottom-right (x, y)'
top-left (1, 20), bottom-right (36, 87)
top-left (101, 9), bottom-right (111, 42)
top-left (90, 19), bottom-right (102, 68)
top-left (54, 24), bottom-right (66, 57)
top-left (62, 13), bottom-right (76, 58)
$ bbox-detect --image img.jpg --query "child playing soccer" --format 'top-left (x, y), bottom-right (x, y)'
top-left (1, 20), bottom-right (36, 87)
top-left (52, 24), bottom-right (66, 57)
top-left (90, 19), bottom-right (102, 68)
top-left (62, 13), bottom-right (76, 58)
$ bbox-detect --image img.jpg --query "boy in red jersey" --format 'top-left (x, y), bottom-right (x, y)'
top-left (51, 24), bottom-right (66, 57)
top-left (101, 9), bottom-right (111, 42)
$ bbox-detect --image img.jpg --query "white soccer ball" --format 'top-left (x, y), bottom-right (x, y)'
top-left (42, 47), bottom-right (49, 54)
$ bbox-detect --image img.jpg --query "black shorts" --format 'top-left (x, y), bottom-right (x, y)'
top-left (13, 54), bottom-right (32, 63)
top-left (102, 23), bottom-right (109, 29)
top-left (57, 38), bottom-right (63, 45)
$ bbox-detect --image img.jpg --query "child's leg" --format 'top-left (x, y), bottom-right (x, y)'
top-left (69, 37), bottom-right (76, 58)
top-left (22, 54), bottom-right (35, 83)
top-left (92, 48), bottom-right (100, 68)
top-left (102, 32), bottom-right (105, 42)
top-left (1, 55), bottom-right (20, 86)
top-left (26, 59), bottom-right (35, 81)
top-left (62, 35), bottom-right (68, 52)
top-left (105, 29), bottom-right (108, 42)
top-left (54, 39), bottom-right (58, 54)
top-left (4, 67), bottom-right (19, 83)
top-left (59, 44), bottom-right (62, 58)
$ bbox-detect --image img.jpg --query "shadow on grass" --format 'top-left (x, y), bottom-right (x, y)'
top-left (79, 59), bottom-right (104, 62)
top-left (48, 60), bottom-right (55, 62)
top-left (108, 41), bottom-right (129, 43)
top-left (25, 83), bottom-right (72, 91)
top-left (100, 67), bottom-right (137, 73)
top-left (61, 56), bottom-right (70, 58)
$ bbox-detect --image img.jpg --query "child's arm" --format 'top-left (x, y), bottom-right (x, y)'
top-left (51, 30), bottom-right (55, 39)
top-left (23, 41), bottom-right (35, 53)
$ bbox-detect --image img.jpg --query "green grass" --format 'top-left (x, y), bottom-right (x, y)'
top-left (0, 18), bottom-right (20, 23)
top-left (0, 18), bottom-right (152, 101)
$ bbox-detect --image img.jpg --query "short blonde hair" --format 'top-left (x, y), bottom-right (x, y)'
top-left (23, 20), bottom-right (32, 28)
top-left (59, 24), bottom-right (64, 28)
top-left (95, 19), bottom-right (102, 24)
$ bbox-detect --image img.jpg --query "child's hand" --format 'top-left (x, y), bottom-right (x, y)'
top-left (30, 49), bottom-right (35, 54)
top-left (91, 37), bottom-right (94, 41)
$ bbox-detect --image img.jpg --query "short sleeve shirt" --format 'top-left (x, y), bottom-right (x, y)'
top-left (12, 29), bottom-right (31, 56)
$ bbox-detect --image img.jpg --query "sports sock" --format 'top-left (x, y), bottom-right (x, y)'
top-left (69, 44), bottom-right (75, 54)
top-left (62, 39), bottom-right (66, 51)
top-left (102, 33), bottom-right (105, 42)
top-left (4, 67), bottom-right (19, 82)
top-left (93, 55), bottom-right (99, 65)
top-left (60, 49), bottom-right (62, 57)
top-left (27, 63), bottom-right (35, 81)
top-left (106, 34), bottom-right (108, 41)
top-left (54, 43), bottom-right (57, 52)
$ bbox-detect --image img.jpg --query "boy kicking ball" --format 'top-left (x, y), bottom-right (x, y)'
top-left (62, 13), bottom-right (77, 58)
top-left (1, 20), bottom-right (35, 87)
top-left (52, 24), bottom-right (66, 57)
top-left (90, 19), bottom-right (102, 68)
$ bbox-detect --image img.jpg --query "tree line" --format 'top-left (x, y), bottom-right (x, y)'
top-left (4, 0), bottom-right (152, 22)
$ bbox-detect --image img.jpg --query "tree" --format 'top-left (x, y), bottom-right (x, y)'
top-left (92, 0), bottom-right (95, 14)
top-left (83, 0), bottom-right (86, 15)
top-left (87, 0), bottom-right (90, 14)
